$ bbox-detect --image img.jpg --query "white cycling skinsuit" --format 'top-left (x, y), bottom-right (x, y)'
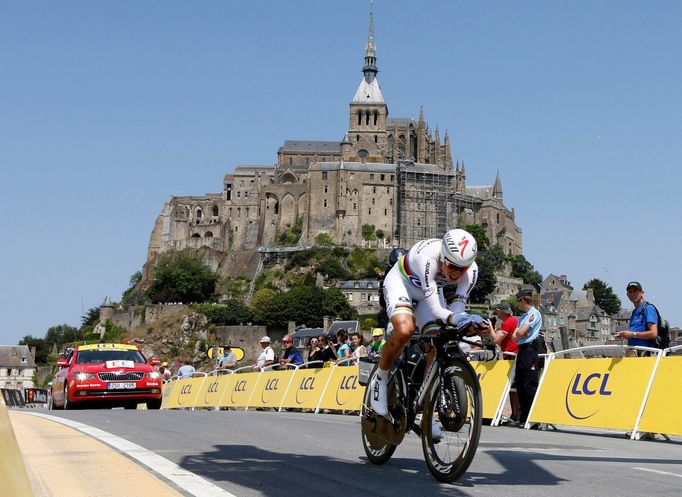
top-left (383, 238), bottom-right (478, 333)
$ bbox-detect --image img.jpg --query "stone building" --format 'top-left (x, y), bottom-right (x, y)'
top-left (539, 274), bottom-right (611, 344)
top-left (146, 10), bottom-right (523, 278)
top-left (339, 280), bottom-right (382, 315)
top-left (0, 345), bottom-right (36, 390)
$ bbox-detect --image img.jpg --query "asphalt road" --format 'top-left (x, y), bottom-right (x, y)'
top-left (20, 409), bottom-right (682, 497)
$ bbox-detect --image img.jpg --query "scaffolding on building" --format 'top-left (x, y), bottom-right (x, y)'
top-left (395, 161), bottom-right (478, 248)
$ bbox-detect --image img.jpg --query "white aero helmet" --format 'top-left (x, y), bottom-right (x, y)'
top-left (441, 228), bottom-right (478, 267)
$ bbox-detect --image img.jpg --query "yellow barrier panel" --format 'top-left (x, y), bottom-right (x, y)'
top-left (194, 374), bottom-right (234, 409)
top-left (317, 366), bottom-right (364, 411)
top-left (160, 379), bottom-right (177, 409)
top-left (638, 356), bottom-right (682, 436)
top-left (281, 367), bottom-right (333, 410)
top-left (221, 371), bottom-right (260, 408)
top-left (247, 370), bottom-right (295, 409)
top-left (164, 376), bottom-right (206, 409)
top-left (529, 357), bottom-right (657, 430)
top-left (471, 360), bottom-right (514, 420)
top-left (0, 397), bottom-right (34, 497)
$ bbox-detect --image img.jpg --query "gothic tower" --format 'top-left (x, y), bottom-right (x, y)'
top-left (345, 6), bottom-right (388, 163)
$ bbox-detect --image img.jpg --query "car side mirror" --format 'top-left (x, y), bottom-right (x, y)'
top-left (56, 359), bottom-right (69, 368)
top-left (149, 358), bottom-right (161, 366)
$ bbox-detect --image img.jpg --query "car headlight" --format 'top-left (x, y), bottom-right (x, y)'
top-left (147, 371), bottom-right (161, 379)
top-left (76, 372), bottom-right (95, 381)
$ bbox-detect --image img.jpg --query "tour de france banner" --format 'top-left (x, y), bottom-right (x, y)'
top-left (280, 367), bottom-right (333, 410)
top-left (529, 357), bottom-right (657, 430)
top-left (247, 370), bottom-right (296, 409)
top-left (317, 365), bottom-right (364, 411)
top-left (195, 374), bottom-right (233, 409)
top-left (470, 360), bottom-right (514, 419)
top-left (638, 356), bottom-right (682, 436)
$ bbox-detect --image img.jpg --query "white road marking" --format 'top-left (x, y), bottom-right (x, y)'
top-left (24, 412), bottom-right (237, 497)
top-left (634, 467), bottom-right (682, 479)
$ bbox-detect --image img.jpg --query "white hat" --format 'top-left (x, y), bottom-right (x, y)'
top-left (259, 336), bottom-right (271, 343)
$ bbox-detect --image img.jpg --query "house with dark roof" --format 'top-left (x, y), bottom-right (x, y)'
top-left (0, 345), bottom-right (36, 390)
top-left (339, 280), bottom-right (381, 314)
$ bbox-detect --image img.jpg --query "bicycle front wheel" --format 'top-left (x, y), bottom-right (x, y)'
top-left (421, 360), bottom-right (482, 483)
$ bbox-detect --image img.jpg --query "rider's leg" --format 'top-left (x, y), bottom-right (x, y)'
top-left (370, 313), bottom-right (414, 416)
top-left (379, 313), bottom-right (415, 370)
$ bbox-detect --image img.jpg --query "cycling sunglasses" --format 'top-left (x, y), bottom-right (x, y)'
top-left (442, 259), bottom-right (469, 272)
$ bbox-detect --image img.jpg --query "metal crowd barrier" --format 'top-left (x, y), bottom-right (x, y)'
top-left (160, 345), bottom-right (682, 440)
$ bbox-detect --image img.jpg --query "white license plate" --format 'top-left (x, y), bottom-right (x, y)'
top-left (108, 382), bottom-right (136, 390)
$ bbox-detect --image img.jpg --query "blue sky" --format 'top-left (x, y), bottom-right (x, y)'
top-left (2, 1), bottom-right (681, 345)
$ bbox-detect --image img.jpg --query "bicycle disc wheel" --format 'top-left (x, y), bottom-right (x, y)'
top-left (421, 361), bottom-right (482, 482)
top-left (360, 367), bottom-right (406, 464)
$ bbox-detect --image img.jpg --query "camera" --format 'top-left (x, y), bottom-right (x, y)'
top-left (489, 315), bottom-right (497, 328)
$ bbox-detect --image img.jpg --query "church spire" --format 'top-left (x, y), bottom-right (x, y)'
top-left (362, 1), bottom-right (378, 83)
top-left (493, 170), bottom-right (503, 198)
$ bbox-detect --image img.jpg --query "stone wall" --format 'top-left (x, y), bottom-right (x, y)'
top-left (213, 325), bottom-right (287, 367)
top-left (111, 304), bottom-right (190, 332)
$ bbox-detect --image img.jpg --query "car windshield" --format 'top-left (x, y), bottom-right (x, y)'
top-left (76, 349), bottom-right (146, 365)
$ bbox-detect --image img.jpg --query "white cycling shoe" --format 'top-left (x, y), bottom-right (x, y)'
top-left (431, 419), bottom-right (443, 442)
top-left (370, 374), bottom-right (389, 417)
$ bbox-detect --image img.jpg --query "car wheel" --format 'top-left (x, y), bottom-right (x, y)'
top-left (124, 402), bottom-right (139, 410)
top-left (48, 392), bottom-right (60, 410)
top-left (63, 385), bottom-right (72, 410)
top-left (146, 399), bottom-right (162, 410)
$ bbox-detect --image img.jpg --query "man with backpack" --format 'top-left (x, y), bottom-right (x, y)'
top-left (616, 281), bottom-right (667, 350)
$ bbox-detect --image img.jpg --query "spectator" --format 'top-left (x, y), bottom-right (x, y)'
top-left (489, 302), bottom-right (521, 426)
top-left (616, 281), bottom-right (659, 352)
top-left (160, 361), bottom-right (172, 382)
top-left (367, 328), bottom-right (386, 358)
top-left (253, 336), bottom-right (275, 370)
top-left (350, 333), bottom-right (367, 359)
top-left (216, 346), bottom-right (237, 371)
top-left (335, 329), bottom-right (352, 365)
top-left (280, 336), bottom-right (304, 367)
top-left (511, 289), bottom-right (543, 426)
top-left (307, 337), bottom-right (320, 362)
top-left (177, 360), bottom-right (196, 378)
top-left (310, 336), bottom-right (336, 366)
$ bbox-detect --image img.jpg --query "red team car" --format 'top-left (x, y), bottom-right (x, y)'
top-left (49, 343), bottom-right (163, 409)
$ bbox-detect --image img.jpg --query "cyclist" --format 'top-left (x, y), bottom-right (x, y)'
top-left (371, 228), bottom-right (479, 416)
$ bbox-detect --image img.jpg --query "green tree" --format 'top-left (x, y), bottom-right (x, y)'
top-left (322, 288), bottom-right (358, 321)
top-left (467, 257), bottom-right (496, 304)
top-left (583, 278), bottom-right (622, 315)
top-left (314, 233), bottom-right (333, 246)
top-left (148, 250), bottom-right (218, 304)
top-left (508, 254), bottom-right (543, 286)
top-left (121, 271), bottom-right (149, 307)
top-left (317, 257), bottom-right (351, 279)
top-left (362, 224), bottom-right (376, 241)
top-left (463, 224), bottom-right (490, 251)
top-left (19, 335), bottom-right (50, 364)
top-left (250, 288), bottom-right (279, 325)
top-left (80, 307), bottom-right (101, 328)
top-left (376, 229), bottom-right (385, 240)
top-left (195, 301), bottom-right (253, 325)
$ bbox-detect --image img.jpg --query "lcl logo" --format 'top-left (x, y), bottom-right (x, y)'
top-left (335, 374), bottom-right (358, 406)
top-left (264, 378), bottom-right (279, 391)
top-left (177, 383), bottom-right (192, 406)
top-left (295, 376), bottom-right (316, 405)
top-left (230, 379), bottom-right (248, 404)
top-left (565, 372), bottom-right (613, 420)
top-left (203, 381), bottom-right (221, 404)
top-left (261, 378), bottom-right (280, 403)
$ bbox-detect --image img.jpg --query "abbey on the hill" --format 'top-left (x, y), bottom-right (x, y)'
top-left (147, 10), bottom-right (522, 272)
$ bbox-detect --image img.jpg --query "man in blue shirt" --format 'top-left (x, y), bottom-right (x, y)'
top-left (616, 281), bottom-right (658, 350)
top-left (279, 336), bottom-right (304, 367)
top-left (512, 289), bottom-right (543, 425)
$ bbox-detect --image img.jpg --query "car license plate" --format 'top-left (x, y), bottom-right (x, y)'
top-left (108, 382), bottom-right (136, 390)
